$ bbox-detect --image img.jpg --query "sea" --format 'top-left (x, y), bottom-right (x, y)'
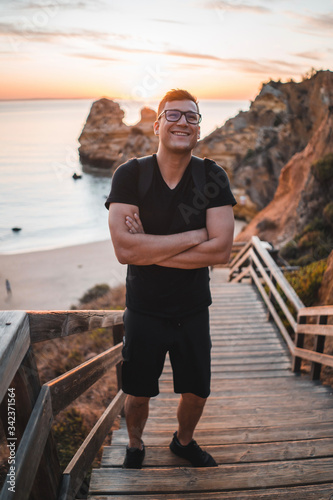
top-left (0, 98), bottom-right (249, 254)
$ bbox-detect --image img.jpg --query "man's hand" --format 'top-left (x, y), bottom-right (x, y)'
top-left (125, 213), bottom-right (145, 234)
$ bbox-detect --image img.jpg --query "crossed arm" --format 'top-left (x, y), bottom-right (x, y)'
top-left (108, 202), bottom-right (234, 269)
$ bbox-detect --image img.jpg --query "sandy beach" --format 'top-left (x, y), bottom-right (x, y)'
top-left (0, 220), bottom-right (246, 311)
top-left (0, 240), bottom-right (127, 311)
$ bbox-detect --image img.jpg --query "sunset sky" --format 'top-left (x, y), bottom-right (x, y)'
top-left (1, 0), bottom-right (332, 102)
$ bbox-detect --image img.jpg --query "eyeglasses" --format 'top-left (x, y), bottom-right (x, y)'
top-left (157, 109), bottom-right (202, 125)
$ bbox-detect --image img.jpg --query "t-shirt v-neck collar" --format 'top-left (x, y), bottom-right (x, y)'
top-left (153, 154), bottom-right (192, 193)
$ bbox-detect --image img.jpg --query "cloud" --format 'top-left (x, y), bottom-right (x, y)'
top-left (70, 43), bottom-right (305, 77)
top-left (202, 1), bottom-right (271, 15)
top-left (293, 50), bottom-right (324, 61)
top-left (149, 18), bottom-right (190, 25)
top-left (101, 42), bottom-right (224, 62)
top-left (70, 52), bottom-right (125, 63)
top-left (7, 0), bottom-right (108, 10)
top-left (286, 9), bottom-right (333, 37)
top-left (0, 21), bottom-right (128, 46)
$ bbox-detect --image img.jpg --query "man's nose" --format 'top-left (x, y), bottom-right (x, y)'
top-left (177, 114), bottom-right (187, 125)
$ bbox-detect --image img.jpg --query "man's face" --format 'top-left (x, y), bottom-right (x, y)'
top-left (154, 99), bottom-right (201, 154)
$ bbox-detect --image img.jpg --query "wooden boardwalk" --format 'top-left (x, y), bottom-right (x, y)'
top-left (88, 270), bottom-right (333, 499)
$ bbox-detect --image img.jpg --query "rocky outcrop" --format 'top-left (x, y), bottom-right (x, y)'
top-left (236, 111), bottom-right (333, 247)
top-left (194, 70), bottom-right (333, 220)
top-left (78, 99), bottom-right (158, 173)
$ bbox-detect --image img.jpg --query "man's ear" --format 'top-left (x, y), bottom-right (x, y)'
top-left (154, 120), bottom-right (160, 136)
top-left (197, 125), bottom-right (201, 140)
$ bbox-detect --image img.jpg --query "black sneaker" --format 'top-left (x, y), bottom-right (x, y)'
top-left (123, 441), bottom-right (145, 469)
top-left (169, 432), bottom-right (217, 467)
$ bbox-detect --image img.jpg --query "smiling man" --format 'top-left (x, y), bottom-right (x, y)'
top-left (105, 89), bottom-right (236, 469)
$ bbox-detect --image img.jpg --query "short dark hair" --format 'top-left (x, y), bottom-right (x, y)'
top-left (157, 89), bottom-right (199, 117)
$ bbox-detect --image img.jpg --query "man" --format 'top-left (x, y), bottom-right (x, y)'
top-left (106, 89), bottom-right (236, 469)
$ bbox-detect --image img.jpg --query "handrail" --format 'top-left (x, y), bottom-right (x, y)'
top-left (229, 236), bottom-right (333, 381)
top-left (0, 310), bottom-right (125, 500)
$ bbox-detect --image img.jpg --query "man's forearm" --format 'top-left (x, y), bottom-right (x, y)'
top-left (114, 228), bottom-right (208, 265)
top-left (157, 237), bottom-right (233, 269)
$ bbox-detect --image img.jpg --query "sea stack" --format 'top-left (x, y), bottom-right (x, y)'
top-left (78, 98), bottom-right (158, 174)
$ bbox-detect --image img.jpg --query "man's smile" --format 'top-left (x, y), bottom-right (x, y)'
top-left (171, 131), bottom-right (190, 136)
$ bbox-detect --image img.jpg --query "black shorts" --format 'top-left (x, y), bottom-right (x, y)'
top-left (121, 307), bottom-right (211, 399)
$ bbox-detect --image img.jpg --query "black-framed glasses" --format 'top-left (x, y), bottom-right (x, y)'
top-left (158, 109), bottom-right (202, 125)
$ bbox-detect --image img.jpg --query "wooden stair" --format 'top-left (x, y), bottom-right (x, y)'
top-left (88, 270), bottom-right (333, 499)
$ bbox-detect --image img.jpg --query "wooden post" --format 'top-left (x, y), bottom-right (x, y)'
top-left (292, 316), bottom-right (305, 373)
top-left (113, 323), bottom-right (124, 417)
top-left (310, 315), bottom-right (327, 381)
top-left (266, 272), bottom-right (273, 321)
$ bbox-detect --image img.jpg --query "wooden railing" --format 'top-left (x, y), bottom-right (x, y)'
top-left (229, 236), bottom-right (333, 379)
top-left (0, 310), bottom-right (125, 500)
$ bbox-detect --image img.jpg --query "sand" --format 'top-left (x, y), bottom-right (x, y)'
top-left (0, 220), bottom-right (246, 311)
top-left (0, 240), bottom-right (127, 311)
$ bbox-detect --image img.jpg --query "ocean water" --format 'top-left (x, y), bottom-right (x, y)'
top-left (0, 98), bottom-right (249, 254)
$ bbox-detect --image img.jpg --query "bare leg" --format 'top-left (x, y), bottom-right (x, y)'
top-left (176, 393), bottom-right (207, 445)
top-left (124, 395), bottom-right (150, 449)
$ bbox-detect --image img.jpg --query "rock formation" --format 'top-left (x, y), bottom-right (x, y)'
top-left (235, 110), bottom-right (333, 248)
top-left (78, 98), bottom-right (158, 173)
top-left (194, 70), bottom-right (333, 220)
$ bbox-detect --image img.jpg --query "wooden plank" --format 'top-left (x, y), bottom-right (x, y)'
top-left (111, 420), bottom-right (333, 446)
top-left (161, 370), bottom-right (293, 380)
top-left (89, 457), bottom-right (333, 494)
top-left (298, 306), bottom-right (333, 317)
top-left (59, 390), bottom-right (126, 500)
top-left (28, 310), bottom-right (124, 343)
top-left (47, 343), bottom-right (122, 415)
top-left (211, 337), bottom-right (283, 344)
top-left (149, 394), bottom-right (333, 410)
top-left (88, 482), bottom-right (333, 500)
top-left (296, 323), bottom-right (333, 336)
top-left (164, 362), bottom-right (291, 373)
top-left (0, 386), bottom-right (53, 500)
top-left (87, 483), bottom-right (333, 500)
top-left (0, 311), bottom-right (30, 404)
top-left (160, 375), bottom-right (322, 391)
top-left (146, 408), bottom-right (333, 429)
top-left (102, 437), bottom-right (333, 467)
top-left (157, 383), bottom-right (332, 397)
top-left (294, 346), bottom-right (333, 369)
top-left (148, 400), bottom-right (333, 416)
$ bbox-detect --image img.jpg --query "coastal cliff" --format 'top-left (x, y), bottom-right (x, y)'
top-left (194, 70), bottom-right (333, 220)
top-left (78, 98), bottom-right (158, 173)
top-left (236, 112), bottom-right (333, 247)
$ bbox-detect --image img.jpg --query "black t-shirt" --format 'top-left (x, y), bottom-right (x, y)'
top-left (105, 154), bottom-right (236, 318)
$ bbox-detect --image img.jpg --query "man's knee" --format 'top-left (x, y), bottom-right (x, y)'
top-left (125, 395), bottom-right (150, 409)
top-left (181, 392), bottom-right (207, 408)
